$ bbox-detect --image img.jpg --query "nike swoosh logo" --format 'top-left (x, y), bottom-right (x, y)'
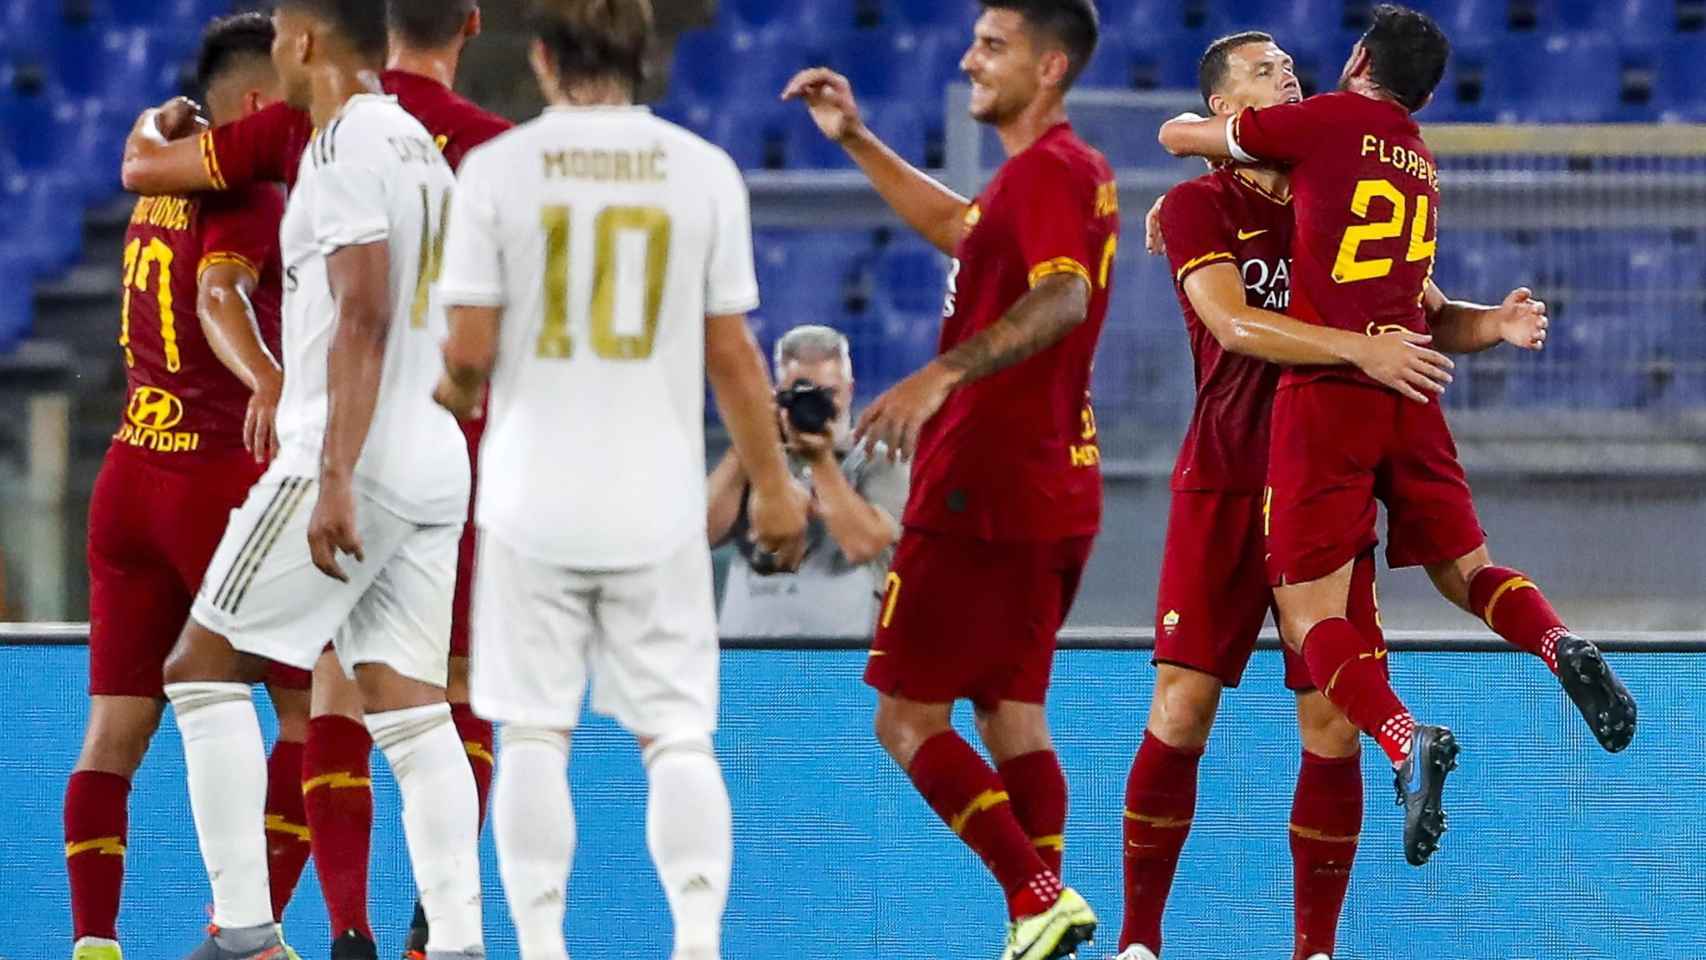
top-left (1237, 229), bottom-right (1268, 240)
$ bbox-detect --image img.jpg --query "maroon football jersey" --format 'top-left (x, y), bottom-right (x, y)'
top-left (114, 182), bottom-right (284, 457)
top-left (201, 70), bottom-right (511, 190)
top-left (1159, 167), bottom-right (1294, 493)
top-left (902, 123), bottom-right (1120, 542)
top-left (1234, 91), bottom-right (1440, 388)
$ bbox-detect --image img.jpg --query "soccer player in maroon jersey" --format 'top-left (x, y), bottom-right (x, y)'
top-left (66, 16), bottom-right (309, 960)
top-left (118, 4), bottom-right (508, 956)
top-left (785, 2), bottom-right (1111, 957)
top-left (1159, 3), bottom-right (1637, 869)
top-left (1121, 31), bottom-right (1551, 960)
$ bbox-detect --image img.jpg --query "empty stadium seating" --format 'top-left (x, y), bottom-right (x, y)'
top-left (1, 0), bottom-right (1704, 413)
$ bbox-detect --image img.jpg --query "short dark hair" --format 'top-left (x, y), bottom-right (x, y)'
top-left (1359, 3), bottom-right (1449, 112)
top-left (529, 0), bottom-right (654, 92)
top-left (388, 0), bottom-right (477, 49)
top-left (195, 12), bottom-right (275, 93)
top-left (1198, 30), bottom-right (1273, 110)
top-left (277, 0), bottom-right (389, 61)
top-left (979, 0), bottom-right (1100, 88)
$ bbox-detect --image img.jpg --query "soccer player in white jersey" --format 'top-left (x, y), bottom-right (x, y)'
top-left (428, 1), bottom-right (808, 957)
top-left (160, 2), bottom-right (483, 958)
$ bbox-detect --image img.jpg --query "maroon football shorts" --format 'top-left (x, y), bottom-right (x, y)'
top-left (87, 445), bottom-right (265, 697)
top-left (864, 529), bottom-right (1094, 711)
top-left (1265, 378), bottom-right (1485, 587)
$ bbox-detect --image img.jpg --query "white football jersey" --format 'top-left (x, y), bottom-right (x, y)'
top-left (275, 94), bottom-right (470, 525)
top-left (438, 105), bottom-right (759, 568)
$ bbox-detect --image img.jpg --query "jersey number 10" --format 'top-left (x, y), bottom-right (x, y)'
top-left (536, 205), bottom-right (672, 361)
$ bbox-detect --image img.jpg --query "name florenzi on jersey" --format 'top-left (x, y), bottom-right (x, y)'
top-left (1360, 134), bottom-right (1438, 190)
top-left (543, 146), bottom-right (667, 183)
top-left (130, 196), bottom-right (192, 232)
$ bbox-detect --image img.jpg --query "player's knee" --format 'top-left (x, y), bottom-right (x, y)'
top-left (872, 699), bottom-right (940, 768)
top-left (974, 703), bottom-right (1052, 761)
top-left (502, 724), bottom-right (569, 760)
top-left (1148, 674), bottom-right (1219, 750)
top-left (76, 711), bottom-right (161, 776)
top-left (1297, 694), bottom-right (1360, 759)
top-left (446, 656), bottom-right (471, 705)
top-left (640, 730), bottom-right (716, 769)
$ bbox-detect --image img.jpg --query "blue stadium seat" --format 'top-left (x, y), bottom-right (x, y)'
top-left (754, 230), bottom-right (874, 323)
top-left (1428, 0), bottom-right (1522, 35)
top-left (873, 239), bottom-right (948, 315)
top-left (1656, 36), bottom-right (1706, 120)
top-left (0, 90), bottom-right (78, 172)
top-left (1074, 34), bottom-right (1137, 89)
top-left (864, 100), bottom-right (931, 168)
top-left (0, 172), bottom-right (83, 275)
top-left (1484, 32), bottom-right (1621, 122)
top-left (829, 28), bottom-right (947, 102)
top-left (57, 27), bottom-right (191, 113)
top-left (0, 259), bottom-right (31, 354)
top-left (889, 0), bottom-right (978, 31)
top-left (670, 28), bottom-right (806, 105)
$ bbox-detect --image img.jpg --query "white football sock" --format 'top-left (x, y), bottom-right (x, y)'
top-left (644, 734), bottom-right (731, 959)
top-left (493, 726), bottom-right (575, 960)
top-left (164, 681), bottom-right (273, 929)
top-left (366, 703), bottom-right (483, 954)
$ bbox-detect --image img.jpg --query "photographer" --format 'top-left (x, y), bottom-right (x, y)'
top-left (709, 326), bottom-right (909, 637)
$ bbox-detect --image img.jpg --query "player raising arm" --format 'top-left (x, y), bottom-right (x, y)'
top-left (1156, 4), bottom-right (1634, 870)
top-left (159, 2), bottom-right (484, 957)
top-left (65, 19), bottom-right (314, 960)
top-left (786, 3), bottom-right (1112, 958)
top-left (427, 2), bottom-right (805, 956)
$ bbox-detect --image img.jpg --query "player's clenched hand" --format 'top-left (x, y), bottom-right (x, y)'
top-left (1144, 194), bottom-right (1167, 255)
top-left (746, 479), bottom-right (810, 574)
top-left (1351, 330), bottom-right (1454, 404)
top-left (854, 361), bottom-right (957, 461)
top-left (307, 477), bottom-right (364, 583)
top-left (244, 372), bottom-right (281, 464)
top-left (432, 370), bottom-right (484, 421)
top-left (1494, 287), bottom-right (1548, 351)
top-left (153, 97), bottom-right (204, 141)
top-left (781, 68), bottom-right (864, 143)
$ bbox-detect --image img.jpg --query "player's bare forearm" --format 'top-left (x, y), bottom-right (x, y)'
top-left (842, 127), bottom-right (970, 256)
top-left (320, 243), bottom-right (391, 481)
top-left (1184, 264), bottom-right (1355, 366)
top-left (1159, 113), bottom-right (1238, 160)
top-left (935, 274), bottom-right (1089, 386)
top-left (808, 457), bottom-right (897, 566)
top-left (434, 305), bottom-right (499, 420)
top-left (705, 448), bottom-right (747, 547)
top-left (197, 265), bottom-right (281, 392)
top-left (121, 109), bottom-right (215, 195)
top-left (1426, 281), bottom-right (1548, 354)
top-left (706, 314), bottom-right (792, 498)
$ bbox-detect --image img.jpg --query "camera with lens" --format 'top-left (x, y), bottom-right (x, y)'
top-left (776, 378), bottom-right (839, 435)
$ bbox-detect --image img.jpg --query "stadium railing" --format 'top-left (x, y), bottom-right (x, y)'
top-left (5, 622), bottom-right (1703, 957)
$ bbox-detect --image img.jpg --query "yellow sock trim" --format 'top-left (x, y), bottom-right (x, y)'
top-left (1123, 809), bottom-right (1193, 829)
top-left (1481, 576), bottom-right (1536, 628)
top-left (1032, 834), bottom-right (1065, 851)
top-left (66, 836), bottom-right (126, 858)
top-left (301, 771), bottom-right (372, 795)
top-left (1289, 823), bottom-right (1360, 844)
top-left (949, 789), bottom-right (1010, 835)
top-left (265, 815), bottom-right (311, 841)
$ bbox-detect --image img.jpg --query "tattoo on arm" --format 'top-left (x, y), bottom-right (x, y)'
top-left (936, 275), bottom-right (1090, 384)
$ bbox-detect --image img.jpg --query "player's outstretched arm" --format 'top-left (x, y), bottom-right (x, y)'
top-left (434, 306), bottom-right (500, 421)
top-left (706, 314), bottom-right (810, 572)
top-left (197, 261), bottom-right (284, 461)
top-left (705, 449), bottom-right (747, 547)
top-left (782, 68), bottom-right (970, 256)
top-left (1183, 262), bottom-right (1454, 403)
top-left (121, 99), bottom-right (217, 195)
top-left (1158, 112), bottom-right (1240, 161)
top-left (1425, 281), bottom-right (1548, 354)
top-left (309, 241), bottom-right (391, 582)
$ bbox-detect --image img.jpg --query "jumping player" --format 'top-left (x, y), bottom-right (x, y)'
top-left (67, 17), bottom-right (311, 960)
top-left (432, 2), bottom-right (809, 954)
top-left (1121, 31), bottom-right (1550, 960)
top-left (785, 2), bottom-right (1112, 956)
top-left (1159, 3), bottom-right (1636, 869)
top-left (119, 4), bottom-right (509, 953)
top-left (159, 1), bottom-right (482, 957)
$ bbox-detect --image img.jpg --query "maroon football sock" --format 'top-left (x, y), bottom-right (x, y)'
top-left (1119, 733), bottom-right (1201, 954)
top-left (908, 731), bottom-right (1060, 920)
top-left (264, 739), bottom-right (310, 922)
top-left (1468, 565), bottom-right (1564, 673)
top-left (303, 715), bottom-right (374, 940)
top-left (1302, 618), bottom-right (1414, 765)
top-left (998, 749), bottom-right (1068, 877)
top-left (1290, 750), bottom-right (1362, 960)
top-left (65, 770), bottom-right (130, 942)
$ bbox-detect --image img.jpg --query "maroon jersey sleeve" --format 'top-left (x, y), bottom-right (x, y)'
top-left (1233, 95), bottom-right (1339, 166)
top-left (437, 107), bottom-right (511, 170)
top-left (1160, 181), bottom-right (1238, 286)
top-left (1007, 151), bottom-right (1101, 291)
top-left (195, 183), bottom-right (284, 283)
top-left (201, 101), bottom-right (315, 190)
